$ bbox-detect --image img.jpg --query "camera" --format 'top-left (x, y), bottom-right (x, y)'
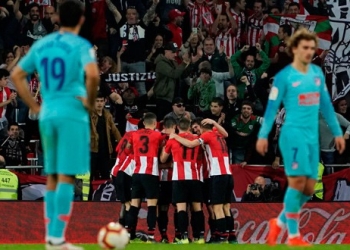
top-left (250, 183), bottom-right (261, 191)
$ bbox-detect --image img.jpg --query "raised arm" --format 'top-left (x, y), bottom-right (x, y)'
top-left (105, 0), bottom-right (122, 24)
top-left (142, 0), bottom-right (159, 26)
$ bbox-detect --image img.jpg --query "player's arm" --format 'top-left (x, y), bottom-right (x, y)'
top-left (202, 118), bottom-right (229, 138)
top-left (170, 134), bottom-right (200, 148)
top-left (11, 48), bottom-right (40, 113)
top-left (160, 140), bottom-right (172, 163)
top-left (258, 73), bottom-right (286, 139)
top-left (319, 71), bottom-right (342, 138)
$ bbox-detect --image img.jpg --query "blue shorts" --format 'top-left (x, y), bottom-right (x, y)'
top-left (39, 119), bottom-right (90, 175)
top-left (279, 129), bottom-right (319, 180)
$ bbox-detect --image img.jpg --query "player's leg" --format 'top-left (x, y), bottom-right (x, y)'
top-left (143, 175), bottom-right (159, 242)
top-left (157, 181), bottom-right (171, 242)
top-left (224, 176), bottom-right (236, 244)
top-left (126, 174), bottom-right (142, 240)
top-left (190, 180), bottom-right (205, 244)
top-left (50, 120), bottom-right (89, 247)
top-left (172, 180), bottom-right (189, 243)
top-left (40, 119), bottom-right (58, 243)
top-left (203, 178), bottom-right (216, 242)
top-left (210, 176), bottom-right (227, 243)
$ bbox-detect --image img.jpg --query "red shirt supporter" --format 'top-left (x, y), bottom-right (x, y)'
top-left (165, 132), bottom-right (201, 181)
top-left (111, 131), bottom-right (134, 176)
top-left (89, 0), bottom-right (108, 41)
top-left (187, 0), bottom-right (214, 28)
top-left (0, 87), bottom-right (12, 119)
top-left (199, 131), bottom-right (231, 176)
top-left (128, 128), bottom-right (164, 176)
top-left (167, 9), bottom-right (185, 48)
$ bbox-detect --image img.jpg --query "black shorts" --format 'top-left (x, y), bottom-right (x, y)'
top-left (113, 171), bottom-right (132, 203)
top-left (202, 178), bottom-right (211, 204)
top-left (158, 181), bottom-right (172, 205)
top-left (209, 175), bottom-right (233, 205)
top-left (131, 173), bottom-right (159, 199)
top-left (172, 180), bottom-right (203, 204)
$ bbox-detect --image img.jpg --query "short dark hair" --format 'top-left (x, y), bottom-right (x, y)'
top-left (96, 92), bottom-right (105, 99)
top-left (254, 0), bottom-right (266, 8)
top-left (27, 2), bottom-right (40, 12)
top-left (163, 117), bottom-right (177, 129)
top-left (59, 0), bottom-right (84, 28)
top-left (143, 112), bottom-right (157, 125)
top-left (191, 117), bottom-right (203, 126)
top-left (178, 118), bottom-right (191, 131)
top-left (288, 2), bottom-right (300, 9)
top-left (280, 24), bottom-right (292, 37)
top-left (8, 122), bottom-right (19, 131)
top-left (200, 122), bottom-right (213, 131)
top-left (0, 69), bottom-right (9, 79)
top-left (211, 97), bottom-right (224, 107)
top-left (242, 100), bottom-right (254, 109)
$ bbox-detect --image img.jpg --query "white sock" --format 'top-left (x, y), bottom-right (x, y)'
top-left (49, 236), bottom-right (65, 245)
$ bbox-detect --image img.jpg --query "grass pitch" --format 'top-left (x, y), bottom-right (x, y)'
top-left (1, 244), bottom-right (349, 250)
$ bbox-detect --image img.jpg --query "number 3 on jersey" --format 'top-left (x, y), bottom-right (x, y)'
top-left (139, 136), bottom-right (149, 154)
top-left (40, 57), bottom-right (65, 91)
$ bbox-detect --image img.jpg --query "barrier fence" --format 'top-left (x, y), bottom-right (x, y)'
top-left (0, 201), bottom-right (349, 244)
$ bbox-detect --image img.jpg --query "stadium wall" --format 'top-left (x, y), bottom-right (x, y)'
top-left (0, 202), bottom-right (349, 244)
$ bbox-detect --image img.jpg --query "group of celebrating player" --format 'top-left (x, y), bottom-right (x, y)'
top-left (111, 113), bottom-right (236, 244)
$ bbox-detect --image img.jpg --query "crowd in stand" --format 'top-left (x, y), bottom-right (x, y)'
top-left (0, 0), bottom-right (349, 179)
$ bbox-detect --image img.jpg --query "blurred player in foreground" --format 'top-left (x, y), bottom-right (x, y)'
top-left (256, 28), bottom-right (345, 246)
top-left (11, 0), bottom-right (100, 249)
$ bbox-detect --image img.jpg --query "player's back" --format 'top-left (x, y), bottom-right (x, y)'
top-left (131, 128), bottom-right (163, 176)
top-left (28, 32), bottom-right (94, 122)
top-left (277, 64), bottom-right (324, 138)
top-left (168, 132), bottom-right (200, 180)
top-left (201, 130), bottom-right (231, 176)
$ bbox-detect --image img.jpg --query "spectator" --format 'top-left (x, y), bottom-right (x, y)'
top-left (14, 2), bottom-right (53, 45)
top-left (181, 31), bottom-right (204, 57)
top-left (229, 100), bottom-right (262, 165)
top-left (185, 0), bottom-right (214, 29)
top-left (109, 0), bottom-right (160, 96)
top-left (228, 0), bottom-right (247, 50)
top-left (153, 42), bottom-right (198, 120)
top-left (241, 176), bottom-right (266, 202)
top-left (302, 0), bottom-right (328, 16)
top-left (198, 37), bottom-right (228, 72)
top-left (146, 34), bottom-right (165, 71)
top-left (0, 123), bottom-right (27, 167)
top-left (0, 69), bottom-right (16, 138)
top-left (167, 9), bottom-right (185, 49)
top-left (188, 67), bottom-right (216, 113)
top-left (230, 43), bottom-right (270, 99)
top-left (212, 2), bottom-right (237, 57)
top-left (90, 93), bottom-right (122, 180)
top-left (156, 0), bottom-right (186, 24)
top-left (203, 97), bottom-right (225, 125)
top-left (164, 97), bottom-right (196, 124)
top-left (223, 84), bottom-right (242, 125)
top-left (197, 58), bottom-right (234, 100)
top-left (288, 2), bottom-right (300, 14)
top-left (246, 0), bottom-right (265, 46)
top-left (1, 47), bottom-right (21, 72)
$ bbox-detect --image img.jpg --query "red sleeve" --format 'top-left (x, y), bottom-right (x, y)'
top-left (200, 132), bottom-right (211, 144)
top-left (164, 140), bottom-right (173, 154)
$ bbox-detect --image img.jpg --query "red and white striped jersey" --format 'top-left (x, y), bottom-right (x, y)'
top-left (129, 129), bottom-right (164, 176)
top-left (215, 28), bottom-right (236, 57)
top-left (159, 168), bottom-right (173, 181)
top-left (246, 14), bottom-right (263, 46)
top-left (111, 155), bottom-right (135, 176)
top-left (187, 0), bottom-right (214, 28)
top-left (229, 9), bottom-right (246, 49)
top-left (111, 131), bottom-right (135, 177)
top-left (0, 87), bottom-right (11, 119)
top-left (199, 130), bottom-right (231, 176)
top-left (165, 132), bottom-right (201, 181)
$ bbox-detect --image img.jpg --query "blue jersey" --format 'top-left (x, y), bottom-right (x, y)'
top-left (18, 31), bottom-right (96, 122)
top-left (259, 64), bottom-right (342, 141)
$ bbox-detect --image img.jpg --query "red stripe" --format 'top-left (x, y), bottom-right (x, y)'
top-left (286, 212), bottom-right (300, 220)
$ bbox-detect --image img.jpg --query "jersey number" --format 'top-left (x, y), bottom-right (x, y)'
top-left (41, 57), bottom-right (65, 91)
top-left (139, 136), bottom-right (149, 154)
top-left (182, 146), bottom-right (195, 160)
top-left (1, 178), bottom-right (10, 183)
top-left (217, 137), bottom-right (228, 153)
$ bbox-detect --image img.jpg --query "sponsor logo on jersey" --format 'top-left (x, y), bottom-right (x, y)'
top-left (298, 92), bottom-right (320, 105)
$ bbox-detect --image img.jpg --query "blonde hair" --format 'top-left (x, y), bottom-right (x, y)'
top-left (102, 56), bottom-right (118, 73)
top-left (286, 27), bottom-right (318, 57)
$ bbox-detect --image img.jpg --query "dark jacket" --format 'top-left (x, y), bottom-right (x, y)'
top-left (154, 54), bottom-right (193, 103)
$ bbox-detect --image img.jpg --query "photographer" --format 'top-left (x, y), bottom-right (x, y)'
top-left (241, 176), bottom-right (282, 202)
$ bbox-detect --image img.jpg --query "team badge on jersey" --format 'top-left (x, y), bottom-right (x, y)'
top-left (314, 77), bottom-right (321, 86)
top-left (269, 86), bottom-right (279, 100)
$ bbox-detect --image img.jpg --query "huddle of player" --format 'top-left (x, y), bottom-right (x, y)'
top-left (111, 112), bottom-right (236, 244)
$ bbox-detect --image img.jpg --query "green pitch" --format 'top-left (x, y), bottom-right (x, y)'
top-left (1, 244), bottom-right (350, 250)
